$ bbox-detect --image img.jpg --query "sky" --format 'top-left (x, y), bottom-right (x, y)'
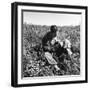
top-left (23, 11), bottom-right (81, 26)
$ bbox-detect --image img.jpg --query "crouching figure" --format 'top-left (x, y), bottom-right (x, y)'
top-left (42, 25), bottom-right (60, 71)
top-left (42, 25), bottom-right (72, 71)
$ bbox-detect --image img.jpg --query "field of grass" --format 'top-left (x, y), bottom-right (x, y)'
top-left (22, 24), bottom-right (80, 77)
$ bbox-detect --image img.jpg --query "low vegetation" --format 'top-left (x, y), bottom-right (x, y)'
top-left (22, 24), bottom-right (80, 77)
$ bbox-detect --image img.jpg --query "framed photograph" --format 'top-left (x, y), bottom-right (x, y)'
top-left (11, 2), bottom-right (88, 87)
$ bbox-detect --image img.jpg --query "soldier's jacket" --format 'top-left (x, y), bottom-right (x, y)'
top-left (42, 31), bottom-right (56, 51)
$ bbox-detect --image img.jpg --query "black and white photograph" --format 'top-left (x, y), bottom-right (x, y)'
top-left (11, 2), bottom-right (88, 87)
top-left (22, 11), bottom-right (81, 78)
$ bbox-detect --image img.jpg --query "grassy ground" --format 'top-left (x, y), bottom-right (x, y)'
top-left (22, 24), bottom-right (80, 77)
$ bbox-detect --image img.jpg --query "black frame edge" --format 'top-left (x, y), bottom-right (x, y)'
top-left (85, 6), bottom-right (88, 83)
top-left (13, 80), bottom-right (87, 87)
top-left (13, 1), bottom-right (87, 9)
top-left (11, 2), bottom-right (18, 87)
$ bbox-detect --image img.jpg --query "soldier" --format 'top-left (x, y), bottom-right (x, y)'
top-left (42, 25), bottom-right (60, 71)
top-left (42, 25), bottom-right (57, 51)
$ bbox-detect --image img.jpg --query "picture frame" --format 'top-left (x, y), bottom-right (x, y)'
top-left (11, 2), bottom-right (88, 87)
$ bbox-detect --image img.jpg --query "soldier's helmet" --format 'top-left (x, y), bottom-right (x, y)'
top-left (50, 25), bottom-right (58, 32)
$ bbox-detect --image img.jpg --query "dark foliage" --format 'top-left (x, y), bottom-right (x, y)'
top-left (22, 24), bottom-right (80, 77)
